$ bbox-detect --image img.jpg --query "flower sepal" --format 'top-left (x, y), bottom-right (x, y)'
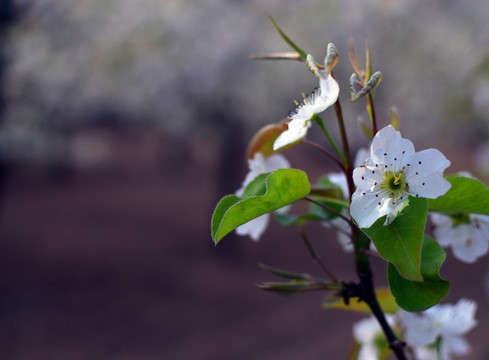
top-left (246, 122), bottom-right (289, 159)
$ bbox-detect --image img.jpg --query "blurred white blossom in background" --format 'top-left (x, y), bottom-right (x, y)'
top-left (1, 0), bottom-right (489, 167)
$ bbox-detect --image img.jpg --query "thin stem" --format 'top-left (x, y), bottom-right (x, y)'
top-left (301, 139), bottom-right (345, 171)
top-left (330, 88), bottom-right (355, 203)
top-left (367, 93), bottom-right (377, 135)
top-left (358, 248), bottom-right (381, 258)
top-left (352, 227), bottom-right (408, 360)
top-left (312, 114), bottom-right (345, 164)
top-left (333, 92), bottom-right (352, 172)
top-left (303, 196), bottom-right (351, 224)
top-left (299, 230), bottom-right (339, 283)
top-left (358, 269), bottom-right (407, 360)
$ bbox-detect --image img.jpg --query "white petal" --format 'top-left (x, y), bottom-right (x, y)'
top-left (353, 147), bottom-right (370, 167)
top-left (273, 118), bottom-right (311, 150)
top-left (264, 153), bottom-right (291, 172)
top-left (236, 152), bottom-right (267, 196)
top-left (236, 152), bottom-right (290, 196)
top-left (431, 213), bottom-right (457, 247)
top-left (398, 311), bottom-right (439, 347)
top-left (370, 125), bottom-right (415, 167)
top-left (442, 335), bottom-right (471, 356)
top-left (352, 164), bottom-right (384, 191)
top-left (322, 216), bottom-right (353, 252)
top-left (291, 103), bottom-right (316, 121)
top-left (414, 347), bottom-right (438, 360)
top-left (353, 316), bottom-right (381, 344)
top-left (357, 345), bottom-right (379, 360)
top-left (350, 190), bottom-right (395, 228)
top-left (437, 298), bottom-right (478, 336)
top-left (327, 172), bottom-right (349, 197)
top-left (450, 225), bottom-right (489, 263)
top-left (318, 74), bottom-right (339, 110)
top-left (405, 149), bottom-right (451, 198)
top-left (235, 214), bottom-right (270, 241)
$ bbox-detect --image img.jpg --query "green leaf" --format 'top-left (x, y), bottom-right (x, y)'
top-left (259, 263), bottom-right (313, 280)
top-left (387, 236), bottom-right (450, 312)
top-left (274, 212), bottom-right (323, 226)
top-left (211, 169), bottom-right (310, 244)
top-left (362, 197), bottom-right (428, 281)
top-left (266, 13), bottom-right (308, 61)
top-left (429, 175), bottom-right (489, 215)
top-left (257, 280), bottom-right (329, 295)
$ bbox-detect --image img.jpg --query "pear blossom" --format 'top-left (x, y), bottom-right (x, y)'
top-left (399, 298), bottom-right (478, 360)
top-left (273, 74), bottom-right (339, 151)
top-left (235, 152), bottom-right (290, 241)
top-left (430, 212), bottom-right (489, 263)
top-left (353, 315), bottom-right (396, 360)
top-left (350, 125), bottom-right (451, 228)
top-left (322, 148), bottom-right (369, 252)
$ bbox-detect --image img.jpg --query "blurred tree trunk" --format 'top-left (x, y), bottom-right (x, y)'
top-left (213, 112), bottom-right (246, 258)
top-left (0, 0), bottom-right (18, 201)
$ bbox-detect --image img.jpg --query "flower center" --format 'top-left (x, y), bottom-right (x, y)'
top-left (382, 170), bottom-right (408, 197)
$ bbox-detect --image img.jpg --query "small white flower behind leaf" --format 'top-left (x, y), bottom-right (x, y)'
top-left (431, 212), bottom-right (489, 263)
top-left (399, 298), bottom-right (478, 360)
top-left (273, 74), bottom-right (339, 151)
top-left (235, 152), bottom-right (290, 241)
top-left (353, 315), bottom-right (396, 360)
top-left (350, 125), bottom-right (451, 228)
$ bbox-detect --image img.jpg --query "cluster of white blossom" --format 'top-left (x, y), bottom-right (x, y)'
top-left (354, 298), bottom-right (478, 360)
top-left (350, 125), bottom-right (451, 228)
top-left (431, 211), bottom-right (489, 264)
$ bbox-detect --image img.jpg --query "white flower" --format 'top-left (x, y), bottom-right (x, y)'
top-left (273, 74), bottom-right (339, 151)
top-left (350, 125), bottom-right (451, 228)
top-left (399, 298), bottom-right (478, 360)
top-left (322, 148), bottom-right (369, 252)
top-left (353, 315), bottom-right (396, 360)
top-left (235, 152), bottom-right (290, 241)
top-left (431, 213), bottom-right (489, 263)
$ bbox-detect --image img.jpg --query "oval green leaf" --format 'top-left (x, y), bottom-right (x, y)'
top-left (211, 169), bottom-right (310, 244)
top-left (429, 175), bottom-right (489, 215)
top-left (362, 197), bottom-right (428, 281)
top-left (387, 236), bottom-right (449, 312)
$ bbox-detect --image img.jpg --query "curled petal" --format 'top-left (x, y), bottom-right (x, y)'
top-left (318, 74), bottom-right (340, 107)
top-left (273, 118), bottom-right (311, 150)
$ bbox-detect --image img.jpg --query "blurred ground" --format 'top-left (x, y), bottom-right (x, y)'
top-left (0, 1), bottom-right (488, 359)
top-left (0, 131), bottom-right (486, 359)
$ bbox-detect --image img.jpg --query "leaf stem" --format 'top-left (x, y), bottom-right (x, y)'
top-left (299, 230), bottom-right (339, 283)
top-left (303, 196), bottom-right (351, 224)
top-left (367, 93), bottom-right (378, 135)
top-left (301, 139), bottom-right (345, 171)
top-left (333, 96), bottom-right (353, 172)
top-left (312, 114), bottom-right (345, 164)
top-left (352, 227), bottom-right (408, 360)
